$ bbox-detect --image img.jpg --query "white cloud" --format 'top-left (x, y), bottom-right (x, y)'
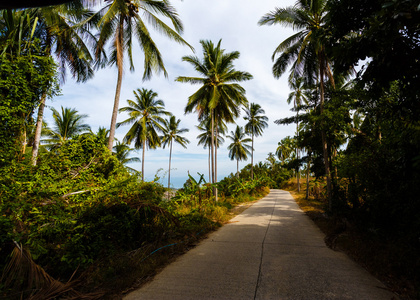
top-left (45, 0), bottom-right (297, 187)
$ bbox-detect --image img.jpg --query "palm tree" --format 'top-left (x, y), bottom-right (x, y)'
top-left (227, 126), bottom-right (252, 178)
top-left (275, 136), bottom-right (295, 165)
top-left (113, 140), bottom-right (140, 173)
top-left (197, 118), bottom-right (226, 183)
top-left (88, 126), bottom-right (110, 146)
top-left (30, 2), bottom-right (98, 165)
top-left (161, 115), bottom-right (190, 194)
top-left (286, 77), bottom-right (309, 191)
top-left (0, 9), bottom-right (37, 57)
top-left (117, 88), bottom-right (170, 181)
top-left (259, 0), bottom-right (335, 207)
top-left (94, 0), bottom-right (192, 152)
top-left (42, 106), bottom-right (90, 147)
top-left (176, 39), bottom-right (252, 200)
top-left (243, 103), bottom-right (268, 180)
top-left (1, 1), bottom-right (76, 9)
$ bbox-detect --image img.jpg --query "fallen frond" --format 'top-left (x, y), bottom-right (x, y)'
top-left (1, 242), bottom-right (103, 300)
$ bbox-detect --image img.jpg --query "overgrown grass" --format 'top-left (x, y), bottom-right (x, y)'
top-left (283, 178), bottom-right (419, 300)
top-left (0, 135), bottom-right (272, 299)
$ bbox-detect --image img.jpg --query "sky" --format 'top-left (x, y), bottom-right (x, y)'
top-left (44, 0), bottom-right (297, 188)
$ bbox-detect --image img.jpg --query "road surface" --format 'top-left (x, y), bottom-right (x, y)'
top-left (124, 189), bottom-right (396, 300)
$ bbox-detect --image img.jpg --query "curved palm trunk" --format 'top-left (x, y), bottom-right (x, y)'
top-left (31, 92), bottom-right (47, 166)
top-left (108, 67), bottom-right (123, 151)
top-left (31, 34), bottom-right (53, 166)
top-left (142, 140), bottom-right (146, 181)
top-left (168, 140), bottom-right (172, 200)
top-left (107, 16), bottom-right (124, 151)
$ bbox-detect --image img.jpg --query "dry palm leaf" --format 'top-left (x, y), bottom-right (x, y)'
top-left (1, 242), bottom-right (103, 300)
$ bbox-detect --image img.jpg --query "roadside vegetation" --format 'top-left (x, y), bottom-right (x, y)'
top-left (0, 144), bottom-right (272, 298)
top-left (284, 178), bottom-right (420, 300)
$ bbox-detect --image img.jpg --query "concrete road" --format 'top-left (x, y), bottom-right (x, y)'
top-left (124, 189), bottom-right (396, 300)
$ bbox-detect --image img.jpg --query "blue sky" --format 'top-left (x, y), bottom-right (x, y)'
top-left (44, 0), bottom-right (297, 188)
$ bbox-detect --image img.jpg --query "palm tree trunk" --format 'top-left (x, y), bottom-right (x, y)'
top-left (210, 111), bottom-right (216, 200)
top-left (107, 16), bottom-right (124, 151)
top-left (236, 159), bottom-right (239, 178)
top-left (31, 92), bottom-right (47, 166)
top-left (319, 62), bottom-right (332, 210)
top-left (142, 140), bottom-right (146, 181)
top-left (251, 133), bottom-right (254, 180)
top-left (306, 151), bottom-right (311, 200)
top-left (296, 108), bottom-right (300, 192)
top-left (214, 122), bottom-right (218, 202)
top-left (168, 140), bottom-right (172, 200)
top-left (208, 146), bottom-right (211, 183)
top-left (108, 66), bottom-right (123, 151)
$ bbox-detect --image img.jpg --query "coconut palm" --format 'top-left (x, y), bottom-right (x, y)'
top-left (88, 126), bottom-right (110, 146)
top-left (259, 0), bottom-right (335, 206)
top-left (286, 77), bottom-right (309, 191)
top-left (117, 88), bottom-right (170, 181)
top-left (42, 106), bottom-right (90, 147)
top-left (1, 1), bottom-right (76, 9)
top-left (94, 0), bottom-right (192, 152)
top-left (227, 126), bottom-right (252, 178)
top-left (197, 118), bottom-right (226, 183)
top-left (29, 2), bottom-right (98, 165)
top-left (275, 136), bottom-right (296, 165)
top-left (161, 115), bottom-right (190, 194)
top-left (113, 140), bottom-right (140, 173)
top-left (176, 39), bottom-right (252, 200)
top-left (243, 103), bottom-right (268, 180)
top-left (0, 9), bottom-right (38, 57)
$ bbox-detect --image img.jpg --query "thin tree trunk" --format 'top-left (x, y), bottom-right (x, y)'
top-left (236, 159), bottom-right (239, 178)
top-left (107, 16), bottom-right (124, 151)
top-left (333, 147), bottom-right (338, 184)
top-left (21, 125), bottom-right (27, 156)
top-left (251, 132), bottom-right (254, 180)
top-left (296, 108), bottom-right (300, 192)
top-left (214, 122), bottom-right (218, 202)
top-left (319, 64), bottom-right (332, 210)
top-left (306, 151), bottom-right (311, 200)
top-left (208, 146), bottom-right (211, 184)
top-left (31, 92), bottom-right (47, 166)
top-left (210, 111), bottom-right (216, 200)
top-left (168, 140), bottom-right (172, 200)
top-left (108, 66), bottom-right (123, 151)
top-left (142, 140), bottom-right (146, 181)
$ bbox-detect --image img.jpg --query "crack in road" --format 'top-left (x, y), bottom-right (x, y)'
top-left (254, 195), bottom-right (277, 300)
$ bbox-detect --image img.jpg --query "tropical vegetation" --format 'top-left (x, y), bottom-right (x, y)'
top-left (161, 115), bottom-right (190, 194)
top-left (227, 125), bottom-right (252, 178)
top-left (1, 0), bottom-right (419, 298)
top-left (117, 88), bottom-right (171, 181)
top-left (176, 39), bottom-right (253, 200)
top-left (94, 0), bottom-right (193, 151)
top-left (243, 103), bottom-right (268, 179)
